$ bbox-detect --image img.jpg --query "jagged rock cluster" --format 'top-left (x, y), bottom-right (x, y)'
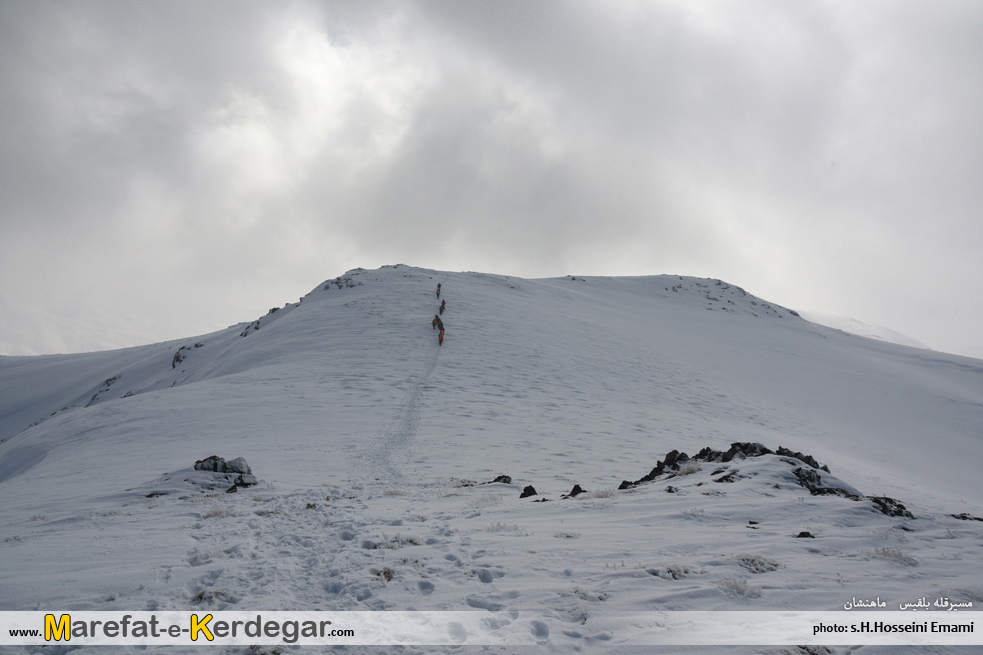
top-left (323, 275), bottom-right (360, 290)
top-left (172, 343), bottom-right (204, 368)
top-left (618, 442), bottom-right (829, 490)
top-left (477, 442), bottom-right (916, 521)
top-left (85, 376), bottom-right (121, 407)
top-left (951, 513), bottom-right (983, 521)
top-left (617, 442), bottom-right (914, 519)
top-left (869, 496), bottom-right (915, 518)
top-left (791, 467), bottom-right (854, 497)
top-left (195, 455), bottom-right (251, 474)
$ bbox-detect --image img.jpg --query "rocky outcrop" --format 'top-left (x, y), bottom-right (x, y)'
top-left (791, 467), bottom-right (859, 499)
top-left (194, 455), bottom-right (257, 492)
top-left (195, 455), bottom-right (252, 475)
top-left (562, 484), bottom-right (586, 498)
top-left (615, 441), bottom-right (913, 519)
top-left (619, 442), bottom-right (815, 489)
top-left (870, 496), bottom-right (914, 518)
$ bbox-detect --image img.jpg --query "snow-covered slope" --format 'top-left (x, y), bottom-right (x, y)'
top-left (1, 265), bottom-right (981, 653)
top-left (798, 310), bottom-right (932, 351)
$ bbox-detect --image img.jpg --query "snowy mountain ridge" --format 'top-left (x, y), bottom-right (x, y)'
top-left (0, 266), bottom-right (800, 443)
top-left (1, 265), bottom-right (982, 654)
top-left (797, 310), bottom-right (931, 351)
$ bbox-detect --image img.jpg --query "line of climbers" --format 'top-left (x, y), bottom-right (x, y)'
top-left (431, 283), bottom-right (446, 345)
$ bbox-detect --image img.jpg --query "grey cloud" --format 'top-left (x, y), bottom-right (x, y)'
top-left (1, 0), bottom-right (981, 357)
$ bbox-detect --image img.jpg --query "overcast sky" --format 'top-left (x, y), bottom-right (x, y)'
top-left (1, 0), bottom-right (981, 358)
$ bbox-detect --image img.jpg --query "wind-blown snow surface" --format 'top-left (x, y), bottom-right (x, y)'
top-left (797, 311), bottom-right (931, 351)
top-left (1, 265), bottom-right (982, 654)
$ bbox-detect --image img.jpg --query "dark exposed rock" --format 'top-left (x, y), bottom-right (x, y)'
top-left (621, 449), bottom-right (694, 488)
top-left (723, 442), bottom-right (773, 461)
top-left (561, 484), bottom-right (587, 499)
top-left (240, 320), bottom-right (262, 337)
top-left (236, 473), bottom-right (256, 487)
top-left (791, 467), bottom-right (822, 491)
top-left (663, 450), bottom-right (690, 469)
top-left (324, 275), bottom-right (358, 290)
top-left (195, 455), bottom-right (252, 475)
top-left (615, 442), bottom-right (912, 522)
top-left (171, 346), bottom-right (202, 368)
top-left (172, 346), bottom-right (189, 369)
top-left (951, 513), bottom-right (983, 522)
top-left (776, 446), bottom-right (830, 472)
top-left (694, 446), bottom-right (726, 462)
top-left (195, 455), bottom-right (224, 471)
top-left (635, 467), bottom-right (662, 485)
top-left (792, 468), bottom-right (859, 500)
top-left (196, 456), bottom-right (257, 492)
top-left (485, 475), bottom-right (512, 485)
top-left (85, 375), bottom-right (124, 407)
top-left (795, 531), bottom-right (815, 538)
top-left (695, 444), bottom-right (772, 463)
top-left (226, 474), bottom-right (257, 493)
top-left (623, 442), bottom-right (784, 488)
top-left (519, 485), bottom-right (537, 498)
top-left (870, 496), bottom-right (914, 518)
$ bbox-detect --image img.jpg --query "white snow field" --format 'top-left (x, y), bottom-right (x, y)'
top-left (1, 265), bottom-right (981, 654)
top-left (795, 311), bottom-right (931, 351)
